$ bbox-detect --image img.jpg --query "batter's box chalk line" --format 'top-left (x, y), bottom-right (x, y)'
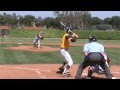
top-left (0, 66), bottom-right (47, 79)
top-left (112, 72), bottom-right (120, 74)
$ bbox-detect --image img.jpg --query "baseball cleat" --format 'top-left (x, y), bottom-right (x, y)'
top-left (62, 70), bottom-right (71, 77)
top-left (62, 73), bottom-right (71, 77)
top-left (58, 67), bottom-right (64, 71)
top-left (56, 70), bottom-right (63, 74)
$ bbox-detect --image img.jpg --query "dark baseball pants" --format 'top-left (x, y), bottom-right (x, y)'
top-left (75, 52), bottom-right (112, 79)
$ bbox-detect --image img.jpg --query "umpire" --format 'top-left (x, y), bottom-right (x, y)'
top-left (75, 36), bottom-right (112, 79)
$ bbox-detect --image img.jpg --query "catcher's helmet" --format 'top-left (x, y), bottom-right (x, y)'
top-left (89, 36), bottom-right (97, 42)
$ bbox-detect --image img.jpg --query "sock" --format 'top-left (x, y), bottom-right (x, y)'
top-left (62, 65), bottom-right (70, 74)
top-left (61, 62), bottom-right (67, 68)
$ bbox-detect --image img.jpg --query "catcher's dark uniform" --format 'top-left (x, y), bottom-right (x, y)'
top-left (75, 37), bottom-right (112, 79)
top-left (87, 56), bottom-right (112, 77)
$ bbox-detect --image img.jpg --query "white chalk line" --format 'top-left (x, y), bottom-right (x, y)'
top-left (1, 66), bottom-right (120, 79)
top-left (0, 66), bottom-right (51, 79)
top-left (112, 72), bottom-right (120, 74)
top-left (35, 70), bottom-right (46, 79)
top-left (0, 66), bottom-right (51, 72)
top-left (15, 67), bottom-right (51, 72)
top-left (14, 67), bottom-right (47, 79)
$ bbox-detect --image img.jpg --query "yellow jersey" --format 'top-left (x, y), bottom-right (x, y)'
top-left (60, 33), bottom-right (70, 49)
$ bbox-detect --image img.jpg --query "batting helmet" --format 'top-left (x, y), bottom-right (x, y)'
top-left (66, 28), bottom-right (73, 34)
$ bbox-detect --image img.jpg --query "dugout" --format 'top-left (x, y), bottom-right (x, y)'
top-left (0, 26), bottom-right (11, 37)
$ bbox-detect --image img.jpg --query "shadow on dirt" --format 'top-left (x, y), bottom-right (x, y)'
top-left (82, 76), bottom-right (106, 79)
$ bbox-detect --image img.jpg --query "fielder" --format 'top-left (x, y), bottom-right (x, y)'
top-left (57, 28), bottom-right (78, 77)
top-left (33, 31), bottom-right (43, 49)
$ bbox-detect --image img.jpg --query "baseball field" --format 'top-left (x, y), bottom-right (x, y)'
top-left (0, 29), bottom-right (120, 79)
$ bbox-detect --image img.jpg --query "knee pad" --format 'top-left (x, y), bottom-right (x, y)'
top-left (63, 61), bottom-right (67, 65)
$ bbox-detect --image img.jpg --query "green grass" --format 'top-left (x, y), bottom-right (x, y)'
top-left (10, 29), bottom-right (120, 40)
top-left (0, 37), bottom-right (120, 65)
top-left (1, 37), bottom-right (120, 45)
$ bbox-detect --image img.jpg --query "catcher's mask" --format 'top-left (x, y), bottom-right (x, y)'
top-left (89, 36), bottom-right (97, 42)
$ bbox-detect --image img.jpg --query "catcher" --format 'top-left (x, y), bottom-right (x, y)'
top-left (56, 28), bottom-right (79, 77)
top-left (33, 31), bottom-right (44, 49)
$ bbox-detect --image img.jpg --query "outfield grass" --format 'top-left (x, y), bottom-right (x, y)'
top-left (10, 29), bottom-right (120, 40)
top-left (1, 37), bottom-right (120, 45)
top-left (0, 37), bottom-right (120, 65)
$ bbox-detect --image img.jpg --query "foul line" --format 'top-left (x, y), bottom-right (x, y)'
top-left (0, 66), bottom-right (50, 79)
top-left (15, 67), bottom-right (51, 72)
top-left (112, 72), bottom-right (120, 75)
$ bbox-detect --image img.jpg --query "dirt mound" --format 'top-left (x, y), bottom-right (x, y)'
top-left (5, 46), bottom-right (60, 52)
top-left (104, 45), bottom-right (120, 48)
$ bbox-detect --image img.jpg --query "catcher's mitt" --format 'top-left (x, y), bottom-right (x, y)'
top-left (40, 36), bottom-right (44, 40)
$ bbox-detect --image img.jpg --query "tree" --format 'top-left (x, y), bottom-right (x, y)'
top-left (3, 14), bottom-right (13, 26)
top-left (53, 11), bottom-right (92, 30)
top-left (43, 17), bottom-right (55, 29)
top-left (82, 11), bottom-right (92, 29)
top-left (23, 15), bottom-right (35, 26)
top-left (110, 16), bottom-right (120, 29)
top-left (0, 14), bottom-right (5, 25)
top-left (104, 17), bottom-right (111, 24)
top-left (91, 17), bottom-right (103, 25)
top-left (12, 13), bottom-right (17, 19)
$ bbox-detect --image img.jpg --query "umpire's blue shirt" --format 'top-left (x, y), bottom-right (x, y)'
top-left (83, 42), bottom-right (104, 53)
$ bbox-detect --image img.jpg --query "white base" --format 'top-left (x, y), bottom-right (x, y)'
top-left (112, 77), bottom-right (117, 79)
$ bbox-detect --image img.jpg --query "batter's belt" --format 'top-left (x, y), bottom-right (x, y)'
top-left (60, 48), bottom-right (68, 50)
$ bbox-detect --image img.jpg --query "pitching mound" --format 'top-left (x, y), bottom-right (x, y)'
top-left (5, 46), bottom-right (60, 52)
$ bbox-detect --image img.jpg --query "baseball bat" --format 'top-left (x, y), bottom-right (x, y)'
top-left (60, 21), bottom-right (73, 33)
top-left (60, 22), bottom-right (67, 29)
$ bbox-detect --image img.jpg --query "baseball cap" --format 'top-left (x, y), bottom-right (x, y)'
top-left (89, 36), bottom-right (97, 42)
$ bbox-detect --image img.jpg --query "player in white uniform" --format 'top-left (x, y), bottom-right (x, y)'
top-left (56, 28), bottom-right (78, 77)
top-left (33, 31), bottom-right (43, 49)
